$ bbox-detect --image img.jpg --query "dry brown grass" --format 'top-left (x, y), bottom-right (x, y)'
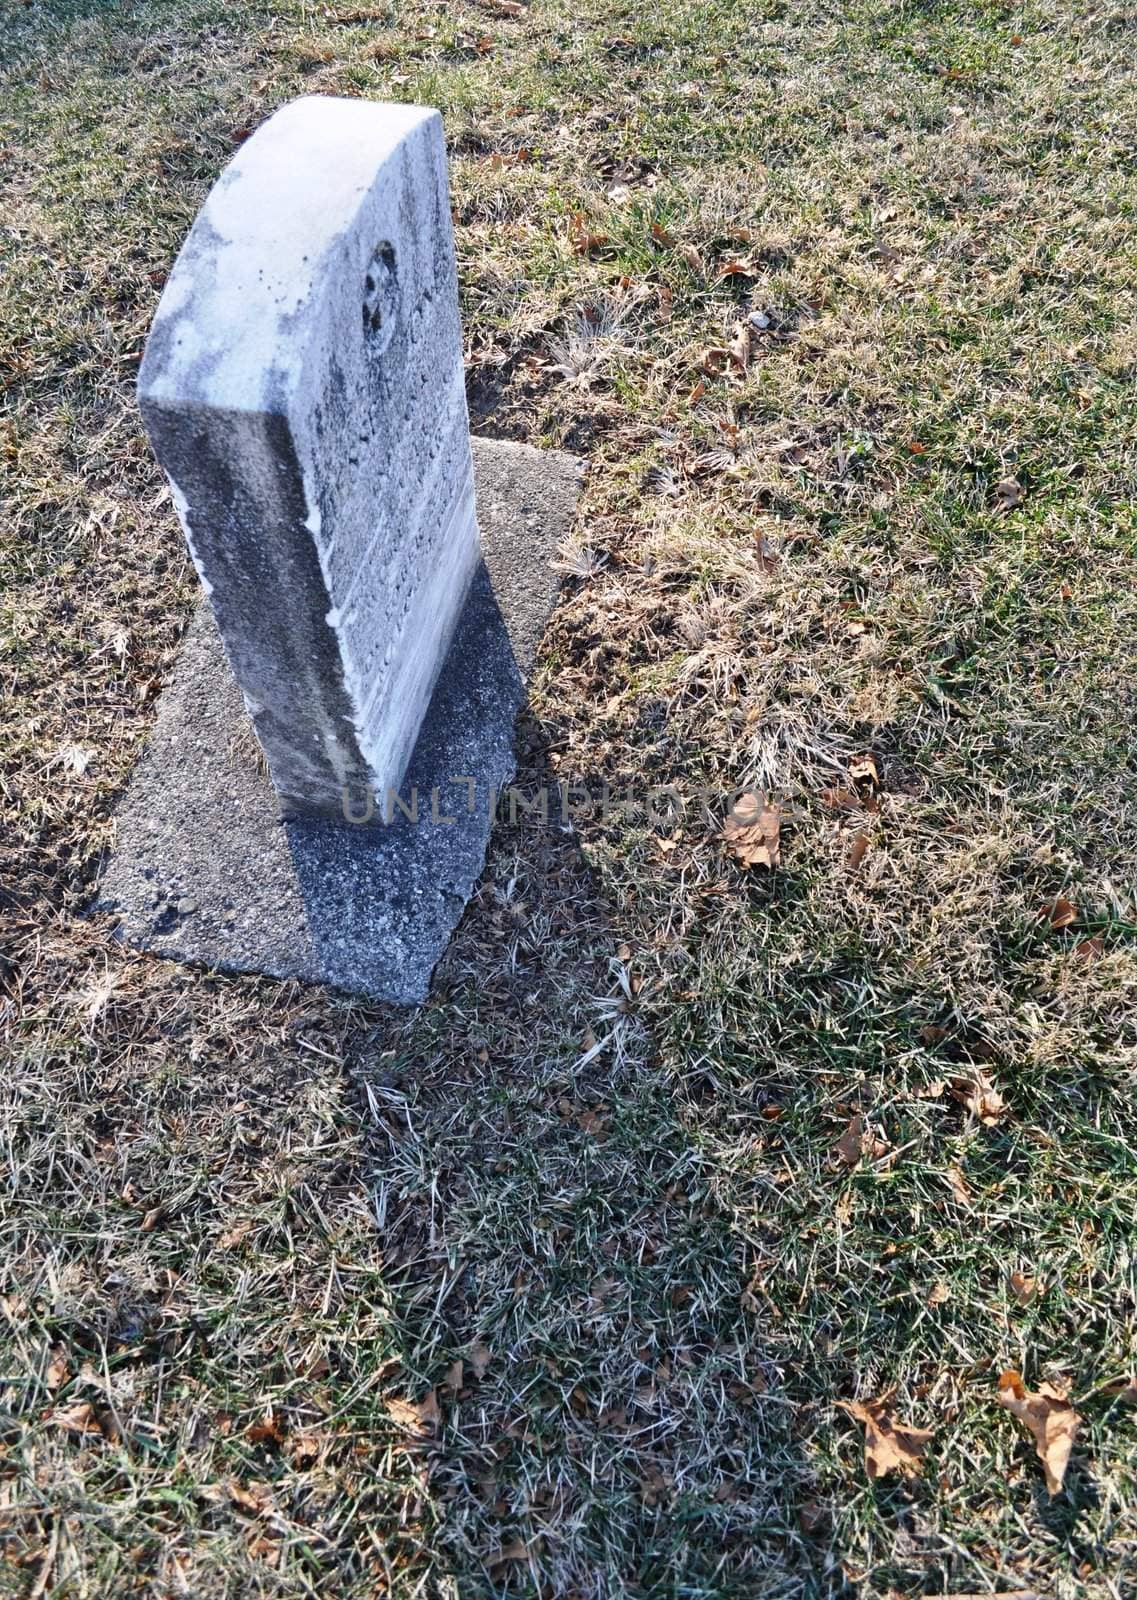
top-left (3, 0), bottom-right (1137, 1595)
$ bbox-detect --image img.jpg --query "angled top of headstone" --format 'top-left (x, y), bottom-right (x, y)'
top-left (139, 97), bottom-right (479, 818)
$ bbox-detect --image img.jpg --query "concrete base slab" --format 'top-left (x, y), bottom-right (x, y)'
top-left (95, 437), bottom-right (582, 1004)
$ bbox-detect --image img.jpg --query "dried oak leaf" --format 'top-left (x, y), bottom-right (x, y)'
top-left (838, 1391), bottom-right (933, 1481)
top-left (997, 1370), bottom-right (1081, 1495)
top-left (950, 1071), bottom-right (1007, 1126)
top-left (722, 795), bottom-right (780, 869)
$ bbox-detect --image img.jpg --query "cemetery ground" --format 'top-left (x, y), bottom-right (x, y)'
top-left (2, 0), bottom-right (1136, 1593)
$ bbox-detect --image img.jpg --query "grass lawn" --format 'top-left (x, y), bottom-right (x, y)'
top-left (3, 0), bottom-right (1137, 1594)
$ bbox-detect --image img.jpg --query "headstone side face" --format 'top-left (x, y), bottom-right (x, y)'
top-left (138, 97), bottom-right (479, 818)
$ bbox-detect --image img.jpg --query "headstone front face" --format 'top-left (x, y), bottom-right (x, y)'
top-left (138, 96), bottom-right (479, 817)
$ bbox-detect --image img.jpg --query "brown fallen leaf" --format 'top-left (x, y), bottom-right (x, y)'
top-left (650, 220), bottom-right (675, 247)
top-left (1073, 935), bottom-right (1104, 962)
top-left (834, 1114), bottom-right (889, 1166)
top-left (715, 256), bottom-right (756, 279)
top-left (1103, 1377), bottom-right (1137, 1405)
top-left (848, 752), bottom-right (880, 790)
top-left (926, 1280), bottom-right (951, 1307)
top-left (820, 786), bottom-right (860, 810)
top-left (950, 1071), bottom-right (1007, 1126)
top-left (468, 1341), bottom-right (493, 1380)
top-left (995, 476), bottom-right (1024, 511)
top-left (286, 1432), bottom-right (322, 1468)
top-left (847, 830), bottom-right (870, 870)
top-left (385, 1390), bottom-right (441, 1438)
top-left (443, 1360), bottom-right (464, 1395)
top-left (1009, 1268), bottom-right (1042, 1305)
top-left (45, 1348), bottom-right (69, 1394)
top-left (568, 212), bottom-right (608, 255)
top-left (246, 1411), bottom-right (284, 1445)
top-left (1039, 897), bottom-right (1077, 930)
top-left (997, 1370), bottom-right (1081, 1495)
top-left (228, 1479), bottom-right (273, 1515)
top-left (838, 1391), bottom-right (933, 1481)
top-left (727, 322), bottom-right (750, 372)
top-left (678, 241), bottom-right (702, 275)
top-left (418, 1388), bottom-right (441, 1433)
top-left (945, 1164), bottom-right (972, 1204)
top-left (722, 795), bottom-right (780, 869)
top-left (52, 1402), bottom-right (104, 1438)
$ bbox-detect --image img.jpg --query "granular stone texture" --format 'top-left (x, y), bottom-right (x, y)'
top-left (95, 438), bottom-right (583, 1005)
top-left (138, 96), bottom-right (479, 817)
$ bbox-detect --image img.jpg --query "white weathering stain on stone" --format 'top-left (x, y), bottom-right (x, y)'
top-left (137, 96), bottom-right (480, 816)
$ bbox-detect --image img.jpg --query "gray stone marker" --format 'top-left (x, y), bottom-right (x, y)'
top-left (138, 96), bottom-right (480, 817)
top-left (97, 97), bottom-right (583, 1003)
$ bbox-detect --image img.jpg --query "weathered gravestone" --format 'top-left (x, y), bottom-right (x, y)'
top-left (97, 96), bottom-right (583, 1002)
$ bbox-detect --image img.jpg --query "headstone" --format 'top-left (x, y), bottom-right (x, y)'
top-left (138, 96), bottom-right (479, 816)
top-left (99, 95), bottom-right (585, 1003)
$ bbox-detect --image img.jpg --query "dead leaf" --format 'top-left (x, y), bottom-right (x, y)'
top-left (286, 1432), bottom-right (322, 1468)
top-left (45, 1348), bottom-right (69, 1394)
top-left (678, 241), bottom-right (702, 275)
top-left (468, 1342), bottom-right (492, 1380)
top-left (650, 220), bottom-right (674, 247)
top-left (722, 795), bottom-right (780, 869)
top-left (945, 1164), bottom-right (972, 1204)
top-left (820, 786), bottom-right (860, 811)
top-left (1009, 1269), bottom-right (1042, 1306)
top-left (444, 1360), bottom-right (464, 1395)
top-left (217, 1219), bottom-right (254, 1250)
top-left (995, 476), bottom-right (1024, 511)
top-left (246, 1412), bottom-right (284, 1445)
top-left (568, 212), bottom-right (608, 255)
top-left (997, 1370), bottom-right (1081, 1495)
top-left (228, 1479), bottom-right (273, 1515)
top-left (577, 1104), bottom-right (609, 1137)
top-left (950, 1071), bottom-right (1007, 1126)
top-left (1039, 897), bottom-right (1077, 930)
top-left (715, 256), bottom-right (756, 280)
top-left (834, 1114), bottom-right (889, 1166)
top-left (417, 1388), bottom-right (441, 1433)
top-left (53, 1402), bottom-right (102, 1437)
top-left (838, 1391), bottom-right (933, 1480)
top-left (385, 1390), bottom-right (440, 1438)
top-left (727, 322), bottom-right (750, 371)
top-left (1103, 1377), bottom-right (1137, 1405)
top-left (849, 752), bottom-right (880, 790)
top-left (847, 830), bottom-right (870, 870)
top-left (492, 1540), bottom-right (531, 1569)
top-left (1073, 935), bottom-right (1104, 962)
top-left (926, 1281), bottom-right (951, 1307)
